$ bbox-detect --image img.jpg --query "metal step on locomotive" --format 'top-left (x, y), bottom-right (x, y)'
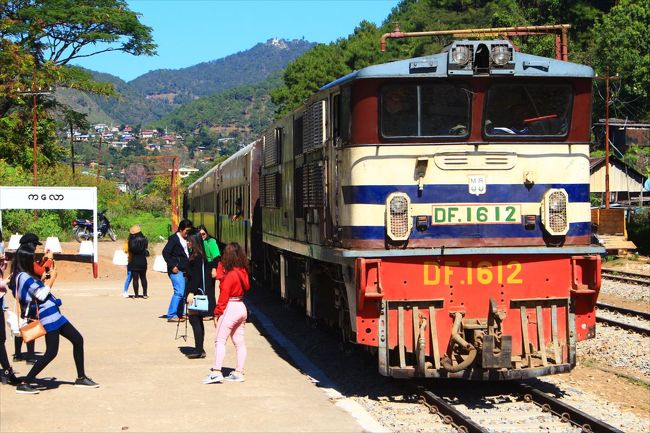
top-left (186, 25), bottom-right (604, 380)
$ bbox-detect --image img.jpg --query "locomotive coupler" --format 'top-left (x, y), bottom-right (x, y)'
top-left (482, 298), bottom-right (512, 368)
top-left (441, 312), bottom-right (477, 373)
top-left (482, 335), bottom-right (513, 368)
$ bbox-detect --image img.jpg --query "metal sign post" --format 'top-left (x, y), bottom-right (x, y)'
top-left (0, 186), bottom-right (99, 278)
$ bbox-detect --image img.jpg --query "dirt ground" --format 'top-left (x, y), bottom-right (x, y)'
top-left (1, 240), bottom-right (365, 433)
top-left (581, 254), bottom-right (650, 418)
top-left (3, 241), bottom-right (649, 428)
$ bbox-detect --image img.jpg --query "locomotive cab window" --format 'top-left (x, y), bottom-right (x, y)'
top-left (484, 83), bottom-right (572, 137)
top-left (380, 83), bottom-right (470, 138)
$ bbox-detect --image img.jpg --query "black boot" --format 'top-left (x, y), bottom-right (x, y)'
top-left (2, 368), bottom-right (20, 386)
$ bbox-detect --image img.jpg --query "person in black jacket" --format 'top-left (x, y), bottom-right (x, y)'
top-left (127, 225), bottom-right (149, 298)
top-left (184, 230), bottom-right (214, 359)
top-left (162, 219), bottom-right (193, 322)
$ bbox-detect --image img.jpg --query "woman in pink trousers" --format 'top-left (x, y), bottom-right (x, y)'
top-left (202, 242), bottom-right (249, 384)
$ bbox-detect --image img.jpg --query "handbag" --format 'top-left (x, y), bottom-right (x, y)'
top-left (17, 298), bottom-right (46, 343)
top-left (187, 261), bottom-right (209, 312)
top-left (20, 317), bottom-right (46, 343)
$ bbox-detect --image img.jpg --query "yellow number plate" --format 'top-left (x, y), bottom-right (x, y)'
top-left (431, 204), bottom-right (521, 225)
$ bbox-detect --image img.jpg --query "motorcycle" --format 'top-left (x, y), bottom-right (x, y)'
top-left (72, 211), bottom-right (117, 242)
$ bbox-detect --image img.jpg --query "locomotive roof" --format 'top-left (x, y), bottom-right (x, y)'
top-left (320, 39), bottom-right (594, 91)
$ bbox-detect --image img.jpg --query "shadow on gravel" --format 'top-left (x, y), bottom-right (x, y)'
top-left (177, 345), bottom-right (197, 356)
top-left (31, 376), bottom-right (74, 392)
top-left (247, 285), bottom-right (571, 408)
top-left (247, 287), bottom-right (416, 402)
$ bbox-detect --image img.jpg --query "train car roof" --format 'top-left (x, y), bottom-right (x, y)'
top-left (320, 39), bottom-right (594, 91)
top-left (220, 141), bottom-right (255, 168)
top-left (187, 141), bottom-right (256, 191)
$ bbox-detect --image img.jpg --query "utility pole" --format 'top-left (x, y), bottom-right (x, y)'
top-left (18, 72), bottom-right (52, 220)
top-left (96, 129), bottom-right (103, 183)
top-left (595, 67), bottom-right (621, 209)
top-left (143, 155), bottom-right (180, 231)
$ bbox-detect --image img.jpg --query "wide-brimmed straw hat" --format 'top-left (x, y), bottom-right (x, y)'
top-left (129, 224), bottom-right (141, 235)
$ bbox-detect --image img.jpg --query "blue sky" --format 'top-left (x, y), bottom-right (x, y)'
top-left (72, 0), bottom-right (401, 82)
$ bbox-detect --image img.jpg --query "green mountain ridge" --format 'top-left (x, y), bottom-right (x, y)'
top-left (59, 38), bottom-right (315, 126)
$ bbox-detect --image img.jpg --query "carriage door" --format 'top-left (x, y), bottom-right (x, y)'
top-left (303, 99), bottom-right (327, 244)
top-left (329, 89), bottom-right (350, 246)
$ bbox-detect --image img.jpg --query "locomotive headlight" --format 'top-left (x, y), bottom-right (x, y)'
top-left (390, 197), bottom-right (407, 214)
top-left (490, 45), bottom-right (511, 66)
top-left (541, 189), bottom-right (569, 236)
top-left (386, 193), bottom-right (412, 241)
top-left (452, 45), bottom-right (471, 66)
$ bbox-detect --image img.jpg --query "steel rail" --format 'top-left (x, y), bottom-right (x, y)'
top-left (601, 269), bottom-right (650, 285)
top-left (416, 386), bottom-right (488, 433)
top-left (513, 383), bottom-right (625, 433)
top-left (596, 302), bottom-right (650, 321)
top-left (596, 316), bottom-right (650, 335)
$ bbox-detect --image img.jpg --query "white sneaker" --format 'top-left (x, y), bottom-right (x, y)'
top-left (121, 292), bottom-right (129, 298)
top-left (202, 370), bottom-right (223, 384)
top-left (223, 371), bottom-right (245, 382)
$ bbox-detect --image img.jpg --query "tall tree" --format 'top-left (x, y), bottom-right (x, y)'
top-left (0, 0), bottom-right (156, 168)
top-left (592, 0), bottom-right (650, 121)
top-left (61, 107), bottom-right (89, 176)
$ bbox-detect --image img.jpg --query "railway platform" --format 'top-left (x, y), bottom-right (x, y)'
top-left (0, 246), bottom-right (372, 432)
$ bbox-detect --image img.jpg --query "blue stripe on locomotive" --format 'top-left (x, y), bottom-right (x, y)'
top-left (342, 184), bottom-right (590, 204)
top-left (344, 220), bottom-right (591, 239)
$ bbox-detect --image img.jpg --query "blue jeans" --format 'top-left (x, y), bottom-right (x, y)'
top-left (123, 270), bottom-right (132, 294)
top-left (167, 271), bottom-right (186, 319)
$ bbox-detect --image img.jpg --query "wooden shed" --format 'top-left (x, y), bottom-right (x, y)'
top-left (589, 156), bottom-right (648, 205)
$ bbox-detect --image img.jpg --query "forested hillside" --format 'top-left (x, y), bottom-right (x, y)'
top-left (58, 39), bottom-right (314, 126)
top-left (56, 69), bottom-right (174, 125)
top-left (152, 73), bottom-right (281, 156)
top-left (272, 0), bottom-right (649, 126)
top-left (130, 39), bottom-right (314, 99)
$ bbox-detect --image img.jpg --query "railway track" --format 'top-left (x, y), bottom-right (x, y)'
top-left (596, 302), bottom-right (650, 335)
top-left (601, 268), bottom-right (650, 285)
top-left (416, 382), bottom-right (626, 433)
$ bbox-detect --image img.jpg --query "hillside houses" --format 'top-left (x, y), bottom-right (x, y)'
top-left (63, 124), bottom-right (184, 151)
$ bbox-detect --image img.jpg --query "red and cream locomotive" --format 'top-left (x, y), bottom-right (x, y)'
top-left (187, 38), bottom-right (603, 379)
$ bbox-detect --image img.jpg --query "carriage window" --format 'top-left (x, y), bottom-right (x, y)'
top-left (381, 83), bottom-right (470, 138)
top-left (484, 84), bottom-right (572, 137)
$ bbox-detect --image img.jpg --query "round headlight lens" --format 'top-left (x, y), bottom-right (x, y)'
top-left (390, 196), bottom-right (408, 214)
top-left (548, 191), bottom-right (566, 212)
top-left (452, 46), bottom-right (471, 66)
top-left (491, 45), bottom-right (510, 66)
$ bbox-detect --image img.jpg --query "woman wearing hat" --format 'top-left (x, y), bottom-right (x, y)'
top-left (127, 225), bottom-right (149, 298)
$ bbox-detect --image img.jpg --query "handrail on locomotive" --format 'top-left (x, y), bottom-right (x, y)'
top-left (380, 23), bottom-right (570, 61)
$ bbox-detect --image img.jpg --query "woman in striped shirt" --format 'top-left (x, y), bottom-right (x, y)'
top-left (10, 242), bottom-right (99, 394)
